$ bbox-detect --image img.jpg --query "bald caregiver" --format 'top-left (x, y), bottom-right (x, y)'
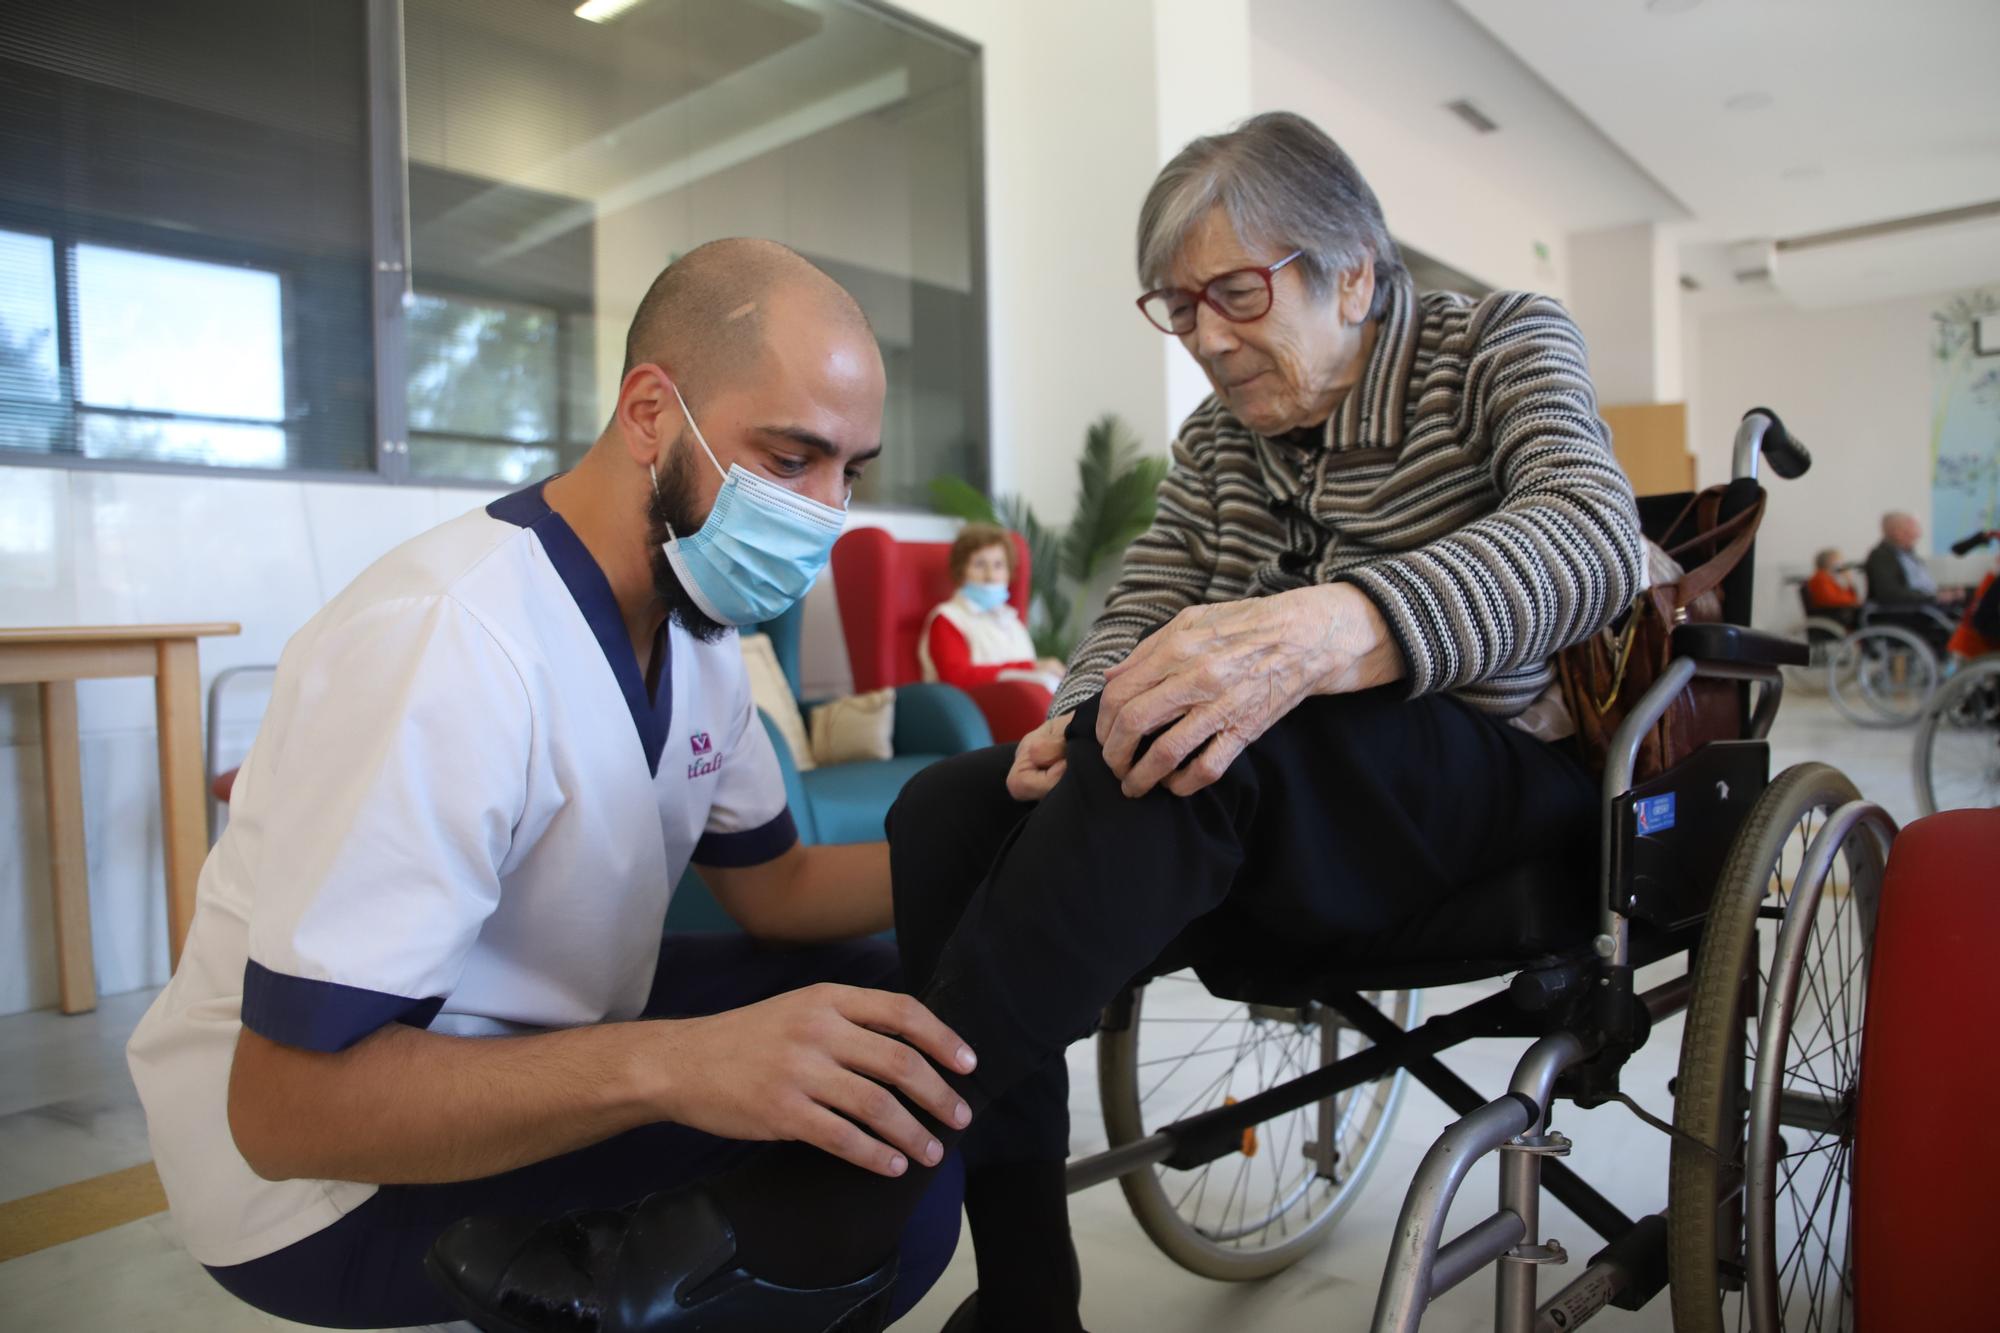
top-left (130, 238), bottom-right (969, 1333)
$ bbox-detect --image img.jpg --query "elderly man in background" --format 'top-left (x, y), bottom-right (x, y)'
top-left (475, 112), bottom-right (1642, 1333)
top-left (1865, 511), bottom-right (1940, 605)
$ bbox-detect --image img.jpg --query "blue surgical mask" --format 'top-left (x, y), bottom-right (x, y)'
top-left (960, 582), bottom-right (1010, 613)
top-left (656, 382), bottom-right (846, 628)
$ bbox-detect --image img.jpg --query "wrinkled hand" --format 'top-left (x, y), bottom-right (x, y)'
top-left (1006, 710), bottom-right (1073, 801)
top-left (653, 984), bottom-right (975, 1178)
top-left (1097, 585), bottom-right (1401, 799)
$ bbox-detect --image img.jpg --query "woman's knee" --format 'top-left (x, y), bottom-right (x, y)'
top-left (886, 743), bottom-right (1016, 843)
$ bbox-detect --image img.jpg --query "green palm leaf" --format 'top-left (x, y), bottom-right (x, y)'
top-left (1062, 414), bottom-right (1164, 582)
top-left (928, 475), bottom-right (1001, 525)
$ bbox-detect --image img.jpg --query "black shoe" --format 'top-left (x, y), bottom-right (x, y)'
top-left (426, 1185), bottom-right (898, 1333)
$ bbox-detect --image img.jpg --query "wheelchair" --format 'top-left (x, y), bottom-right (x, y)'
top-left (1060, 409), bottom-right (1891, 1332)
top-left (1824, 603), bottom-right (1953, 728)
top-left (1911, 530), bottom-right (2000, 815)
top-left (1784, 587), bottom-right (1848, 699)
top-left (1914, 654), bottom-right (2000, 813)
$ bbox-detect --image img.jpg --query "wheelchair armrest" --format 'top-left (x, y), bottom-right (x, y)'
top-left (1670, 623), bottom-right (1809, 668)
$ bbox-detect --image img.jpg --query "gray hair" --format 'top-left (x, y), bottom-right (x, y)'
top-left (1137, 111), bottom-right (1405, 322)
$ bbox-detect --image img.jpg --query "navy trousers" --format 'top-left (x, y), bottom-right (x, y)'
top-left (206, 933), bottom-right (964, 1329)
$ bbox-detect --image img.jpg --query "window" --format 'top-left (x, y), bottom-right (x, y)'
top-left (74, 245), bottom-right (289, 467)
top-left (0, 0), bottom-right (984, 495)
top-left (0, 0), bottom-right (374, 473)
top-left (0, 230), bottom-right (61, 452)
top-left (405, 291), bottom-right (586, 484)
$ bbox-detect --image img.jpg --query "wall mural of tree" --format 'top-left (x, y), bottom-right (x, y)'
top-left (1931, 287), bottom-right (2000, 542)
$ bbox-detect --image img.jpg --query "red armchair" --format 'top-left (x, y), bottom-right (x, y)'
top-left (830, 527), bottom-right (1054, 743)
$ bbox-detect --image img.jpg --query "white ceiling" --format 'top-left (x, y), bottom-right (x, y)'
top-left (1254, 0), bottom-right (1687, 236)
top-left (1454, 0), bottom-right (2000, 305)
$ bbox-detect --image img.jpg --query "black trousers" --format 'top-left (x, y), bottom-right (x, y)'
top-left (205, 936), bottom-right (963, 1329)
top-left (890, 686), bottom-right (1597, 1164)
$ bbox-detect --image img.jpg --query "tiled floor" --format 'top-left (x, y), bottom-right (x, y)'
top-left (0, 695), bottom-right (1919, 1332)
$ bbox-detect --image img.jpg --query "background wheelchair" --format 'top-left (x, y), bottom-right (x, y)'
top-left (1912, 529), bottom-right (2000, 815)
top-left (1822, 602), bottom-right (1954, 728)
top-left (1059, 409), bottom-right (1889, 1332)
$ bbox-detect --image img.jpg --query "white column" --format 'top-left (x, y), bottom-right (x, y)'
top-left (1151, 0), bottom-right (1254, 437)
top-left (1566, 221), bottom-right (1685, 404)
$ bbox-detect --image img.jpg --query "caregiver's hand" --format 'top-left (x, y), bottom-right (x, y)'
top-left (1006, 711), bottom-right (1073, 801)
top-left (1097, 585), bottom-right (1403, 799)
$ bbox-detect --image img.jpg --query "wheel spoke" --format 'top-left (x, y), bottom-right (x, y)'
top-left (1137, 1008), bottom-right (1248, 1101)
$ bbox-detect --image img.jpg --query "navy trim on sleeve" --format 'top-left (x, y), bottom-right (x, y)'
top-left (241, 960), bottom-right (446, 1053)
top-left (692, 808), bottom-right (800, 868)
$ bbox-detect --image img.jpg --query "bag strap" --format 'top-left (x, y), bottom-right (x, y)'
top-left (1672, 493), bottom-right (1765, 607)
top-left (1665, 487), bottom-right (1758, 561)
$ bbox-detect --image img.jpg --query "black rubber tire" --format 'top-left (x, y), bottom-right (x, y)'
top-left (1667, 762), bottom-right (1881, 1333)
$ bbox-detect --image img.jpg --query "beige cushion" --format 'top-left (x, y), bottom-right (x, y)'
top-left (738, 633), bottom-right (814, 771)
top-left (808, 689), bottom-right (897, 767)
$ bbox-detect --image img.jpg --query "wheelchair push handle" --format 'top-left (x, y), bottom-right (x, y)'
top-left (1732, 407), bottom-right (1810, 482)
top-left (1947, 528), bottom-right (2000, 557)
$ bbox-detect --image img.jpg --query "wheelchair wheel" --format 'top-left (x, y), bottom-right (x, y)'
top-left (1784, 616), bottom-right (1851, 696)
top-left (1912, 656), bottom-right (2000, 814)
top-left (1097, 972), bottom-right (1416, 1280)
top-left (1826, 625), bottom-right (1937, 726)
top-left (1669, 763), bottom-right (1884, 1333)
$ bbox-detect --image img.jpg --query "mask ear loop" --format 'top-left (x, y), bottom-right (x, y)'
top-left (667, 377), bottom-right (727, 481)
top-left (651, 462), bottom-right (683, 551)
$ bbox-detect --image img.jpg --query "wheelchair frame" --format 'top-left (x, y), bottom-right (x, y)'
top-left (1057, 412), bottom-right (1887, 1333)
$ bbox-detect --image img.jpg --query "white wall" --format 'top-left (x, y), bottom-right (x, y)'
top-left (886, 0), bottom-right (1172, 519)
top-left (1691, 287), bottom-right (1983, 630)
top-left (1151, 0), bottom-right (1254, 432)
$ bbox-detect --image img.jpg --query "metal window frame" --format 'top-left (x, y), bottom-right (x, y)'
top-left (1, 0), bottom-right (993, 505)
top-left (1, 226), bottom-right (325, 471)
top-left (367, 0), bottom-right (413, 483)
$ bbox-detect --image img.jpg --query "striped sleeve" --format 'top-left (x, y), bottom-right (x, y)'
top-left (1337, 295), bottom-right (1644, 700)
top-left (1050, 418), bottom-right (1220, 715)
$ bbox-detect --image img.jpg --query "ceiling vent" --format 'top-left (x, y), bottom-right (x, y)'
top-left (1444, 99), bottom-right (1499, 134)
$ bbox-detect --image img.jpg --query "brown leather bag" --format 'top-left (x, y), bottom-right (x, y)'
top-left (1558, 487), bottom-right (1765, 783)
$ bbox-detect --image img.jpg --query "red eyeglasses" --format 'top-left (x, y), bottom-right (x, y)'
top-left (1136, 250), bottom-right (1305, 335)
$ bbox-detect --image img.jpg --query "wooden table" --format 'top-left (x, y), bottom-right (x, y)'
top-left (1, 624), bottom-right (240, 1014)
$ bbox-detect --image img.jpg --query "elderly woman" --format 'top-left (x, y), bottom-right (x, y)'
top-left (481, 112), bottom-right (1639, 1333)
top-left (888, 111), bottom-right (1644, 1332)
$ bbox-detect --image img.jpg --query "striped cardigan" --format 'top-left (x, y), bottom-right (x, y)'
top-left (1051, 277), bottom-right (1645, 722)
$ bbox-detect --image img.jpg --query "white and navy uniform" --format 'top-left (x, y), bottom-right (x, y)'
top-left (127, 480), bottom-right (798, 1270)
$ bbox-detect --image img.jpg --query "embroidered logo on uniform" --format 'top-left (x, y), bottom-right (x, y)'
top-left (688, 732), bottom-right (722, 779)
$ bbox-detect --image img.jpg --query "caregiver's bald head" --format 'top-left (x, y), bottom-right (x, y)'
top-left (621, 238), bottom-right (873, 402)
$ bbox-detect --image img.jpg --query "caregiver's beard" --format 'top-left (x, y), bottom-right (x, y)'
top-left (647, 440), bottom-right (732, 644)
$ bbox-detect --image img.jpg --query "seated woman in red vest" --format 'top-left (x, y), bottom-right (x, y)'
top-left (920, 523), bottom-right (1067, 694)
top-left (1805, 547), bottom-right (1861, 612)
